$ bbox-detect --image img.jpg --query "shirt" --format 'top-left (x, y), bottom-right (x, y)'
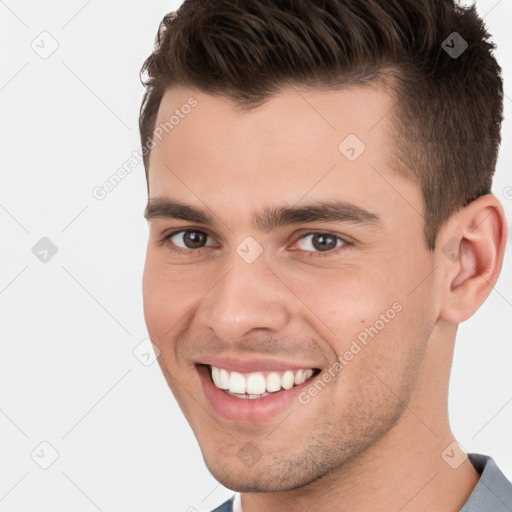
top-left (210, 453), bottom-right (512, 512)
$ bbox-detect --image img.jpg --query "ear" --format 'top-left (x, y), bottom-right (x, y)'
top-left (437, 194), bottom-right (508, 324)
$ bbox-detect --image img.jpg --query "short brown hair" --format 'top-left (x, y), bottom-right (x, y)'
top-left (139, 0), bottom-right (503, 250)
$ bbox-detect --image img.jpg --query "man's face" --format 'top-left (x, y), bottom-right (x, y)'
top-left (143, 84), bottom-right (440, 491)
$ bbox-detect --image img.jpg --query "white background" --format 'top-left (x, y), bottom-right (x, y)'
top-left (0, 1), bottom-right (511, 511)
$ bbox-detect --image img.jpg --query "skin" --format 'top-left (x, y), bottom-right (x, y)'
top-left (142, 84), bottom-right (508, 512)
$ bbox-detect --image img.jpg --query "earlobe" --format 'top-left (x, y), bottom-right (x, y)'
top-left (438, 195), bottom-right (508, 324)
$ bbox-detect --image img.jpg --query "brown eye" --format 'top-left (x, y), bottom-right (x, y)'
top-left (165, 230), bottom-right (214, 250)
top-left (296, 233), bottom-right (345, 253)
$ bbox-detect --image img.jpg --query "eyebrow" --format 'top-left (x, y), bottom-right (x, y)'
top-left (144, 197), bottom-right (384, 231)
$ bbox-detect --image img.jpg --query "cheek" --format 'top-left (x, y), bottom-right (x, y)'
top-left (142, 253), bottom-right (194, 345)
top-left (142, 252), bottom-right (228, 364)
top-left (286, 264), bottom-right (402, 336)
top-left (329, 287), bottom-right (433, 397)
top-left (286, 261), bottom-right (431, 376)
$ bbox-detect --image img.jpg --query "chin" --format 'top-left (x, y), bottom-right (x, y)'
top-left (201, 450), bottom-right (333, 494)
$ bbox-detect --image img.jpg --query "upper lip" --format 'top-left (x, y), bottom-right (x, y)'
top-left (195, 356), bottom-right (322, 373)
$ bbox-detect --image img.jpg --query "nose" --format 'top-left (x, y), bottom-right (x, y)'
top-left (196, 250), bottom-right (292, 344)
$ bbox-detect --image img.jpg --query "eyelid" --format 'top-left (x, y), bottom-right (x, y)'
top-left (293, 229), bottom-right (352, 243)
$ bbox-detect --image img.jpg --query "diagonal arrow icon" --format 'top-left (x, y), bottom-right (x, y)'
top-left (338, 134), bottom-right (365, 161)
top-left (32, 237), bottom-right (58, 263)
top-left (236, 236), bottom-right (263, 263)
top-left (445, 449), bottom-right (455, 458)
top-left (30, 441), bottom-right (59, 469)
top-left (441, 32), bottom-right (468, 59)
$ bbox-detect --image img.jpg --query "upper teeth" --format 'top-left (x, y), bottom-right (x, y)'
top-left (210, 366), bottom-right (315, 395)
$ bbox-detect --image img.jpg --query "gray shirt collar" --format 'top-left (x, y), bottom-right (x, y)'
top-left (459, 453), bottom-right (512, 511)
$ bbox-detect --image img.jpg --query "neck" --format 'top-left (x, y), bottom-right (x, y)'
top-left (240, 322), bottom-right (480, 512)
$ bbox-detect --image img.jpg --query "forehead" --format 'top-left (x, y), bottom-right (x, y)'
top-left (148, 84), bottom-right (420, 231)
top-left (152, 83), bottom-right (395, 163)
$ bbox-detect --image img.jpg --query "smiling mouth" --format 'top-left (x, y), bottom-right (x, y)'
top-left (204, 364), bottom-right (321, 399)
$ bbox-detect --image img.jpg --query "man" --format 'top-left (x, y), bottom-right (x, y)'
top-left (139, 0), bottom-right (511, 510)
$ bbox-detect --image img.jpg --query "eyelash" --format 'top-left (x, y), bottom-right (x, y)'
top-left (160, 229), bottom-right (352, 258)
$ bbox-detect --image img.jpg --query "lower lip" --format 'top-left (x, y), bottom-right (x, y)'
top-left (197, 365), bottom-right (316, 423)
